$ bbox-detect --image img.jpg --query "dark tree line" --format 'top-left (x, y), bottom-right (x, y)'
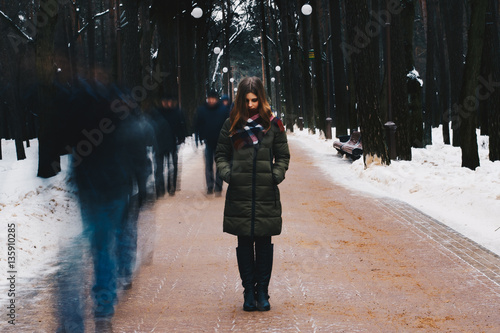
top-left (0, 0), bottom-right (499, 173)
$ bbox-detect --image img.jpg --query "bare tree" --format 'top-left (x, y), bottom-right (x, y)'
top-left (459, 0), bottom-right (488, 170)
top-left (345, 0), bottom-right (390, 165)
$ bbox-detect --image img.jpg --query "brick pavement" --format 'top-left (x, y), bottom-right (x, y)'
top-left (5, 139), bottom-right (500, 332)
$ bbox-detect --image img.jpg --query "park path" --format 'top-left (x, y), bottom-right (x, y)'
top-left (5, 137), bottom-right (500, 332)
top-left (110, 138), bottom-right (500, 332)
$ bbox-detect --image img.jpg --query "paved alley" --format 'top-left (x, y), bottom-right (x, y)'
top-left (8, 139), bottom-right (500, 332)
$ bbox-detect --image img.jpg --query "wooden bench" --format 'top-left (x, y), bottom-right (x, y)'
top-left (333, 131), bottom-right (363, 160)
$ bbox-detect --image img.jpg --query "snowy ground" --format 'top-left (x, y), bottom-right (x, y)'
top-left (1, 127), bottom-right (499, 305)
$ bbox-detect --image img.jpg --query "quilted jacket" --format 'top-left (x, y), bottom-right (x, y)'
top-left (215, 118), bottom-right (290, 237)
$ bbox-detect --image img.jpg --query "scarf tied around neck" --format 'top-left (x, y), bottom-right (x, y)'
top-left (230, 113), bottom-right (285, 150)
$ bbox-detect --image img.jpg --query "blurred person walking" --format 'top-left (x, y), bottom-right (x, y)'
top-left (64, 79), bottom-right (150, 329)
top-left (195, 90), bottom-right (230, 196)
top-left (153, 95), bottom-right (186, 197)
top-left (215, 77), bottom-right (290, 311)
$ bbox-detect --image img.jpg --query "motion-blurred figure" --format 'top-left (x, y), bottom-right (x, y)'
top-left (195, 90), bottom-right (230, 195)
top-left (152, 95), bottom-right (186, 197)
top-left (57, 78), bottom-right (150, 330)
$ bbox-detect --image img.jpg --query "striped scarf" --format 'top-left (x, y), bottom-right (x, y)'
top-left (230, 113), bottom-right (284, 150)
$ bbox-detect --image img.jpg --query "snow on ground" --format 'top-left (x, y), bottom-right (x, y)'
top-left (1, 127), bottom-right (500, 304)
top-left (288, 126), bottom-right (500, 256)
top-left (0, 137), bottom-right (199, 305)
top-left (0, 142), bottom-right (81, 304)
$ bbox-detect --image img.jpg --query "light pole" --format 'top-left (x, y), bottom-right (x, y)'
top-left (301, 3), bottom-right (313, 131)
top-left (174, 6), bottom-right (202, 109)
top-left (222, 66), bottom-right (229, 97)
top-left (230, 77), bottom-right (235, 101)
top-left (384, 0), bottom-right (397, 160)
top-left (275, 65), bottom-right (281, 116)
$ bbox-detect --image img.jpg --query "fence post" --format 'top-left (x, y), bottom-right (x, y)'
top-left (325, 117), bottom-right (332, 139)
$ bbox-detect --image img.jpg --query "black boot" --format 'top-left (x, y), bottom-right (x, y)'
top-left (255, 243), bottom-right (273, 311)
top-left (236, 247), bottom-right (257, 311)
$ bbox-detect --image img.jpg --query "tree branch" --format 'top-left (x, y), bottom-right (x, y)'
top-left (0, 10), bottom-right (34, 43)
top-left (74, 9), bottom-right (110, 39)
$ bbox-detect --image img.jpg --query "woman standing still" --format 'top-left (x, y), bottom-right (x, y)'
top-left (216, 77), bottom-right (290, 311)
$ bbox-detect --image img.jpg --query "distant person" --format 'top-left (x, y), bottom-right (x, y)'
top-left (195, 90), bottom-right (230, 196)
top-left (154, 95), bottom-right (186, 197)
top-left (215, 77), bottom-right (290, 311)
top-left (221, 94), bottom-right (231, 110)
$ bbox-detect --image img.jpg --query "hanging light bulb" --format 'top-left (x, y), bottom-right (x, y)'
top-left (191, 7), bottom-right (203, 19)
top-left (214, 47), bottom-right (221, 55)
top-left (301, 4), bottom-right (312, 16)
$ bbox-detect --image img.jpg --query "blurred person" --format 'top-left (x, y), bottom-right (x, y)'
top-left (153, 95), bottom-right (186, 197)
top-left (61, 78), bottom-right (149, 329)
top-left (221, 94), bottom-right (231, 110)
top-left (215, 77), bottom-right (290, 311)
top-left (195, 90), bottom-right (230, 195)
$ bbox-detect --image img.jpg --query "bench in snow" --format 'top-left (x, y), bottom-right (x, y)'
top-left (333, 131), bottom-right (363, 160)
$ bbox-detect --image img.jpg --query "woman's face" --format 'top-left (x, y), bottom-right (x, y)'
top-left (245, 92), bottom-right (259, 111)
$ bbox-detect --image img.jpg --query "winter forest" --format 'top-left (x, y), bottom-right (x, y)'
top-left (1, 0), bottom-right (500, 177)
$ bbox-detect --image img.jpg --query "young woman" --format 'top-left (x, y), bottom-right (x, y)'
top-left (215, 77), bottom-right (290, 311)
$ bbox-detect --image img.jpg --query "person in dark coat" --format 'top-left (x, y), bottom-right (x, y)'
top-left (196, 90), bottom-right (230, 195)
top-left (154, 95), bottom-right (186, 197)
top-left (221, 94), bottom-right (231, 110)
top-left (67, 79), bottom-right (149, 325)
top-left (215, 77), bottom-right (290, 312)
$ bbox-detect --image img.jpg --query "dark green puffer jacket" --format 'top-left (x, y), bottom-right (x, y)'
top-left (215, 118), bottom-right (290, 237)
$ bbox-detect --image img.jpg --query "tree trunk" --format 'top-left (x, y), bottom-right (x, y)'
top-left (345, 0), bottom-right (390, 166)
top-left (330, 0), bottom-right (349, 136)
top-left (433, 1), bottom-right (450, 145)
top-left (424, 0), bottom-right (437, 146)
top-left (108, 0), bottom-right (118, 82)
top-left (87, 0), bottom-right (95, 80)
top-left (441, 0), bottom-right (465, 146)
top-left (121, 0), bottom-right (141, 89)
top-left (260, 0), bottom-right (272, 98)
top-left (0, 0), bottom-right (26, 161)
top-left (488, 0), bottom-right (500, 161)
top-left (392, 0), bottom-right (412, 160)
top-left (36, 0), bottom-right (60, 178)
top-left (459, 0), bottom-right (487, 170)
top-left (406, 0), bottom-right (424, 148)
top-left (276, 0), bottom-right (296, 130)
top-left (298, 0), bottom-right (314, 131)
top-left (312, 0), bottom-right (326, 135)
top-left (193, 2), bottom-right (210, 109)
top-left (478, 2), bottom-right (495, 136)
top-left (179, 10), bottom-right (198, 132)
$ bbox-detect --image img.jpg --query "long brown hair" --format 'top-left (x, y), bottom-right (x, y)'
top-left (229, 77), bottom-right (273, 132)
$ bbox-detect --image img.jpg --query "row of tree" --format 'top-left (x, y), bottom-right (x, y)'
top-left (0, 0), bottom-right (499, 177)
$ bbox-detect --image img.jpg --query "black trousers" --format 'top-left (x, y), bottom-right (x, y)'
top-left (205, 145), bottom-right (223, 192)
top-left (238, 235), bottom-right (272, 248)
